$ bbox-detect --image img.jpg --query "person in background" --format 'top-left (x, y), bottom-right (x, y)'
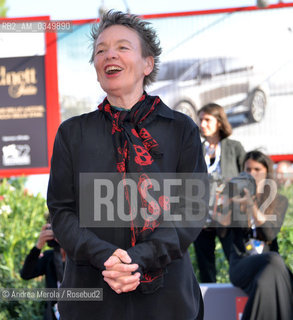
top-left (193, 102), bottom-right (246, 283)
top-left (47, 10), bottom-right (208, 320)
top-left (275, 160), bottom-right (293, 188)
top-left (229, 150), bottom-right (293, 320)
top-left (20, 223), bottom-right (66, 320)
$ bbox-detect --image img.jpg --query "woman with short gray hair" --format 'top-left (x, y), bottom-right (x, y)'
top-left (48, 10), bottom-right (208, 320)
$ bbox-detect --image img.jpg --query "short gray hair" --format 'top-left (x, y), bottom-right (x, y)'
top-left (89, 10), bottom-right (162, 87)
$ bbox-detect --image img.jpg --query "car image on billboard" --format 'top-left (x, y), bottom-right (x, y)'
top-left (148, 57), bottom-right (269, 125)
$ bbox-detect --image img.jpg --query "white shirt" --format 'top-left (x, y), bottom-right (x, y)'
top-left (204, 140), bottom-right (222, 175)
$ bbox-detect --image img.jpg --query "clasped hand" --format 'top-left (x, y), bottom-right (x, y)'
top-left (102, 249), bottom-right (141, 294)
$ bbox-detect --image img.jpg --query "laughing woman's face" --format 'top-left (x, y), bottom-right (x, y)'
top-left (94, 25), bottom-right (154, 101)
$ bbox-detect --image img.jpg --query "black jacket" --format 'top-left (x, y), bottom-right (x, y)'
top-left (20, 247), bottom-right (60, 320)
top-left (47, 99), bottom-right (208, 320)
top-left (219, 138), bottom-right (246, 179)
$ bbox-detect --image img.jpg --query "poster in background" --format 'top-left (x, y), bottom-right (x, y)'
top-left (0, 55), bottom-right (48, 169)
top-left (0, 17), bottom-right (60, 177)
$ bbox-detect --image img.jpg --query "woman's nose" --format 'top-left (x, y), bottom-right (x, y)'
top-left (249, 171), bottom-right (257, 179)
top-left (105, 48), bottom-right (118, 60)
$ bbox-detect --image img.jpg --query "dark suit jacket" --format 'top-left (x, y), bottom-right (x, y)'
top-left (203, 137), bottom-right (246, 180)
top-left (219, 138), bottom-right (246, 179)
top-left (202, 137), bottom-right (246, 236)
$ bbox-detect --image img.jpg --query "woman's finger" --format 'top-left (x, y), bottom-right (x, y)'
top-left (104, 255), bottom-right (121, 268)
top-left (106, 262), bottom-right (139, 273)
top-left (112, 249), bottom-right (132, 264)
top-left (102, 269), bottom-right (131, 279)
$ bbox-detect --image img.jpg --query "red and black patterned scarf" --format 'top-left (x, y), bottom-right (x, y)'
top-left (98, 92), bottom-right (167, 292)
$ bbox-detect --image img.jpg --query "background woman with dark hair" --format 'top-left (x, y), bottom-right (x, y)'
top-left (229, 150), bottom-right (293, 320)
top-left (194, 103), bottom-right (246, 283)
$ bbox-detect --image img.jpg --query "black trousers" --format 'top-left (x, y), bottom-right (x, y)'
top-left (229, 252), bottom-right (293, 320)
top-left (194, 227), bottom-right (232, 283)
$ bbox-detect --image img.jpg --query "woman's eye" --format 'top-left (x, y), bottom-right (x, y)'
top-left (96, 49), bottom-right (104, 55)
top-left (120, 46), bottom-right (129, 50)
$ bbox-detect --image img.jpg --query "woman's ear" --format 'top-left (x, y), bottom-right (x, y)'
top-left (144, 56), bottom-right (154, 76)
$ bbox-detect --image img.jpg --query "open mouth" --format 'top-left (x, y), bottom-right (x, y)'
top-left (105, 65), bottom-right (123, 75)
